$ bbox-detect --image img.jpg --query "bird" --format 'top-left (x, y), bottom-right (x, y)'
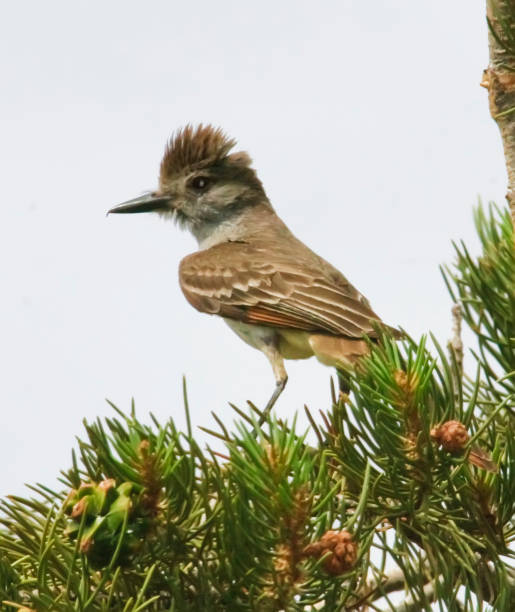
top-left (108, 125), bottom-right (397, 423)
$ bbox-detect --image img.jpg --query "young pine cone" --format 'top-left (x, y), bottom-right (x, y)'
top-left (430, 420), bottom-right (469, 452)
top-left (430, 420), bottom-right (497, 472)
top-left (303, 530), bottom-right (357, 575)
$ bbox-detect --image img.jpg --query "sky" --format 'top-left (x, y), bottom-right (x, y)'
top-left (0, 1), bottom-right (507, 497)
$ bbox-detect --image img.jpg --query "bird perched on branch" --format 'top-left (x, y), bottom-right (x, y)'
top-left (109, 125), bottom-right (397, 422)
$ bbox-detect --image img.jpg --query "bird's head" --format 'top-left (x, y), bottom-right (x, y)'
top-left (108, 125), bottom-right (268, 241)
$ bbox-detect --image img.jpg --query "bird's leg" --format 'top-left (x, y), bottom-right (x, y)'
top-left (259, 343), bottom-right (288, 425)
top-left (260, 377), bottom-right (288, 425)
top-left (337, 369), bottom-right (351, 395)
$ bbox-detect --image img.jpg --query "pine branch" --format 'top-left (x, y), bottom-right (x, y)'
top-left (0, 205), bottom-right (513, 609)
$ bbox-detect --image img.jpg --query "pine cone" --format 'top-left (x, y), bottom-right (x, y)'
top-left (63, 479), bottom-right (149, 567)
top-left (430, 420), bottom-right (469, 452)
top-left (430, 420), bottom-right (497, 471)
top-left (303, 530), bottom-right (357, 575)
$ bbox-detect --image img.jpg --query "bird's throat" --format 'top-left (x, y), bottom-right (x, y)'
top-left (193, 201), bottom-right (274, 249)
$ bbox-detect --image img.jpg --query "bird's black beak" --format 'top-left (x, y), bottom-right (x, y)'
top-left (107, 193), bottom-right (171, 215)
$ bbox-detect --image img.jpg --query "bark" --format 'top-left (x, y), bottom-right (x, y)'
top-left (484, 0), bottom-right (515, 231)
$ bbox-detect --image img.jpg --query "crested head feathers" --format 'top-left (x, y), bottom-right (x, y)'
top-left (160, 124), bottom-right (249, 179)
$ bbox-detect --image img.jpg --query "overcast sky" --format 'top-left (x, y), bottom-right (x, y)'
top-left (0, 1), bottom-right (507, 496)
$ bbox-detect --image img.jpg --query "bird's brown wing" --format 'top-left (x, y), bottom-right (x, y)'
top-left (179, 241), bottom-right (385, 338)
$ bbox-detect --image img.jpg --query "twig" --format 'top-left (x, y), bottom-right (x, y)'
top-left (393, 579), bottom-right (437, 612)
top-left (346, 568), bottom-right (405, 609)
top-left (449, 302), bottom-right (464, 379)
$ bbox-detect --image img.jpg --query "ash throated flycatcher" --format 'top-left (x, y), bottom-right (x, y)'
top-left (109, 125), bottom-right (397, 421)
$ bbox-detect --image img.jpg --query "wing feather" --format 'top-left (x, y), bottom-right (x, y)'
top-left (179, 241), bottom-right (387, 338)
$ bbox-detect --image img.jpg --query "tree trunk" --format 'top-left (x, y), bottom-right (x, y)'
top-left (485, 0), bottom-right (515, 231)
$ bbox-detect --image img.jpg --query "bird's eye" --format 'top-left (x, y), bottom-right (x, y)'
top-left (190, 176), bottom-right (211, 191)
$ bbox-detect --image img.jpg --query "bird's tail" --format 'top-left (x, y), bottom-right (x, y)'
top-left (308, 335), bottom-right (368, 395)
top-left (308, 334), bottom-right (369, 369)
